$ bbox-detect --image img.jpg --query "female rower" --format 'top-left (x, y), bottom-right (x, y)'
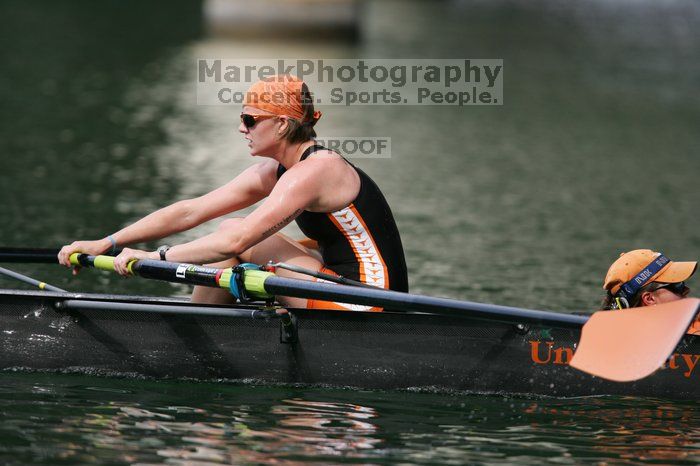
top-left (58, 75), bottom-right (408, 309)
top-left (601, 249), bottom-right (695, 310)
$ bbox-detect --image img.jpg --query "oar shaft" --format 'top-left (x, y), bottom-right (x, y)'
top-left (0, 247), bottom-right (61, 263)
top-left (134, 260), bottom-right (222, 287)
top-left (68, 254), bottom-right (589, 328)
top-left (0, 266), bottom-right (66, 292)
top-left (261, 276), bottom-right (588, 328)
top-left (0, 247), bottom-right (122, 264)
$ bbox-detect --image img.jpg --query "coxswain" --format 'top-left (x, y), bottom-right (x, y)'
top-left (602, 249), bottom-right (695, 310)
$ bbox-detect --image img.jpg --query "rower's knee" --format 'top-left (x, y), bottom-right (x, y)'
top-left (191, 285), bottom-right (235, 305)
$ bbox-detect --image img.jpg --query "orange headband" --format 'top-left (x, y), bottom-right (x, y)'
top-left (244, 75), bottom-right (321, 124)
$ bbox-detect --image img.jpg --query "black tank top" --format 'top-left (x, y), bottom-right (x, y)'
top-left (276, 144), bottom-right (408, 292)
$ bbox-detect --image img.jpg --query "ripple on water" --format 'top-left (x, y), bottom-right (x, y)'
top-left (1, 373), bottom-right (698, 465)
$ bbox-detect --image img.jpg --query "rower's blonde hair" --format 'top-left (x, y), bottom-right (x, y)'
top-left (280, 83), bottom-right (318, 144)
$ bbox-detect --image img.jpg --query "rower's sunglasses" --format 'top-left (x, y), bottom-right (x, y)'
top-left (653, 281), bottom-right (689, 296)
top-left (240, 113), bottom-right (276, 128)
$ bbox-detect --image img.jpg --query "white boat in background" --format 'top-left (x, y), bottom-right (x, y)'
top-left (204, 0), bottom-right (361, 41)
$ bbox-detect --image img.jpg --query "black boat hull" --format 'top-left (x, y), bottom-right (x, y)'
top-left (1, 290), bottom-right (697, 399)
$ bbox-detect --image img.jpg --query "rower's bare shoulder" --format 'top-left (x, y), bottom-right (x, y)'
top-left (300, 150), bottom-right (348, 172)
top-left (295, 152), bottom-right (359, 210)
top-left (283, 151), bottom-right (337, 175)
top-left (309, 148), bottom-right (340, 159)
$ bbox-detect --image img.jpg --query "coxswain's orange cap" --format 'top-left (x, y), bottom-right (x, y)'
top-left (244, 75), bottom-right (322, 124)
top-left (603, 249), bottom-right (697, 294)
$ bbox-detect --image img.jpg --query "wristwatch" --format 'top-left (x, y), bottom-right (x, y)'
top-left (157, 245), bottom-right (171, 261)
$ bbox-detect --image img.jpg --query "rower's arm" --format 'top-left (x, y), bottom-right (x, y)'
top-left (161, 162), bottom-right (322, 263)
top-left (112, 161), bottom-right (278, 245)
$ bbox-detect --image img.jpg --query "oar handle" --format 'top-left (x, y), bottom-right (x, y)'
top-left (67, 254), bottom-right (274, 299)
top-left (69, 253), bottom-right (137, 274)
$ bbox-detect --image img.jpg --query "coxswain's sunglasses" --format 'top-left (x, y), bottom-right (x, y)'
top-left (653, 281), bottom-right (689, 296)
top-left (240, 113), bottom-right (277, 128)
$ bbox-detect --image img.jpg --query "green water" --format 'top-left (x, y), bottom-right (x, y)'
top-left (1, 0), bottom-right (699, 464)
top-left (2, 373), bottom-right (699, 466)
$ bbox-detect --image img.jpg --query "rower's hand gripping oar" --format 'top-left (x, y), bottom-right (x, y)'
top-left (69, 254), bottom-right (699, 383)
top-left (69, 253), bottom-right (275, 302)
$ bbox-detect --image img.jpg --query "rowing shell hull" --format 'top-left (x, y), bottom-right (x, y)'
top-left (1, 290), bottom-right (697, 399)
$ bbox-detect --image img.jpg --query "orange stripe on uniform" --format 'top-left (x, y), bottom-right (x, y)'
top-left (327, 203), bottom-right (389, 291)
top-left (306, 267), bottom-right (383, 312)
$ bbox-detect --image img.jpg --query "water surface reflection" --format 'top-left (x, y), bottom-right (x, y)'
top-left (2, 375), bottom-right (690, 465)
top-left (0, 373), bottom-right (700, 466)
top-left (53, 395), bottom-right (381, 465)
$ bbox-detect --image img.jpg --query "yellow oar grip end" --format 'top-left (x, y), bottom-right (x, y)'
top-left (69, 253), bottom-right (81, 266)
top-left (126, 260), bottom-right (137, 275)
